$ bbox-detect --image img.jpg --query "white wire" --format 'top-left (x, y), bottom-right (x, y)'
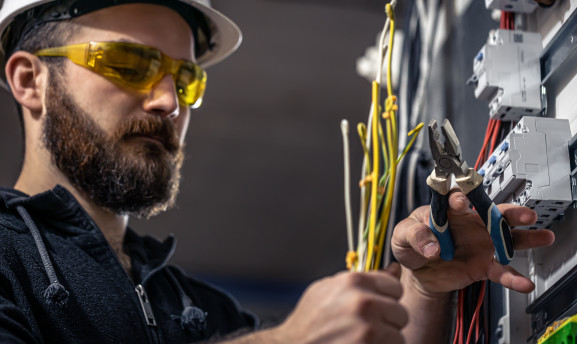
top-left (340, 119), bottom-right (354, 253)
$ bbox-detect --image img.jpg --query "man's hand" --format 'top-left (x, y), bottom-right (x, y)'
top-left (392, 191), bottom-right (555, 295)
top-left (272, 263), bottom-right (407, 344)
top-left (218, 264), bottom-right (408, 344)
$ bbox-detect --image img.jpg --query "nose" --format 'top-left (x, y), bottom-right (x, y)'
top-left (143, 74), bottom-right (180, 119)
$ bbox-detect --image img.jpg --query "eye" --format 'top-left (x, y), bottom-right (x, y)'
top-left (113, 67), bottom-right (140, 78)
top-left (108, 65), bottom-right (146, 82)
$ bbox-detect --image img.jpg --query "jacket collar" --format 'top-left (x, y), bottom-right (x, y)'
top-left (0, 185), bottom-right (176, 283)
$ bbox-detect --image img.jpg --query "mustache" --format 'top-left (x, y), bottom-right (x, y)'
top-left (114, 116), bottom-right (180, 153)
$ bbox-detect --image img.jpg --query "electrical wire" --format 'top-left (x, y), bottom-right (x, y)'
top-left (340, 0), bottom-right (424, 272)
top-left (466, 281), bottom-right (486, 344)
top-left (340, 120), bottom-right (356, 269)
top-left (455, 10), bottom-right (517, 343)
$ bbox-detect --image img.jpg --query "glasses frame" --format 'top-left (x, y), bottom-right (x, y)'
top-left (34, 41), bottom-right (207, 108)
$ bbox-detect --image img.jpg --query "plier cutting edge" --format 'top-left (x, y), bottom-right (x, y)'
top-left (426, 119), bottom-right (515, 265)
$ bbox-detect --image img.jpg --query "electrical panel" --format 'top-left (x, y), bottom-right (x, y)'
top-left (469, 29), bottom-right (543, 121)
top-left (413, 0), bottom-right (577, 343)
top-left (485, 0), bottom-right (538, 13)
top-left (478, 116), bottom-right (572, 229)
top-left (483, 118), bottom-right (575, 343)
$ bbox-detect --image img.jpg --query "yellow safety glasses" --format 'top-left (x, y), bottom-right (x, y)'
top-left (34, 41), bottom-right (207, 108)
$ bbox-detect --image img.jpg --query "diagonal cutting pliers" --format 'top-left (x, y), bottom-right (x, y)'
top-left (426, 119), bottom-right (515, 265)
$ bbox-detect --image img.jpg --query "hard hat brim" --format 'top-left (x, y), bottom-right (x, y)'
top-left (0, 0), bottom-right (243, 69)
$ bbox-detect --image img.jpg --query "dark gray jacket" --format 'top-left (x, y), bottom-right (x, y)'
top-left (0, 186), bottom-right (257, 343)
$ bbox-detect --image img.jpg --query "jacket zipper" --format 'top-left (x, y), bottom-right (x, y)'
top-left (135, 284), bottom-right (161, 343)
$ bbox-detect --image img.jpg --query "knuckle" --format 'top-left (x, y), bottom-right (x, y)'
top-left (341, 271), bottom-right (366, 287)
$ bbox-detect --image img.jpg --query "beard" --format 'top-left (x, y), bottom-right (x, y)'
top-left (42, 73), bottom-right (184, 219)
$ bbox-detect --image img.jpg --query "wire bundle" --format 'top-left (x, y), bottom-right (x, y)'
top-left (453, 10), bottom-right (516, 344)
top-left (341, 1), bottom-right (423, 272)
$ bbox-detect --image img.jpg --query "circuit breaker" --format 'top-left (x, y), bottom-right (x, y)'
top-left (485, 0), bottom-right (538, 13)
top-left (478, 116), bottom-right (572, 229)
top-left (469, 29), bottom-right (543, 121)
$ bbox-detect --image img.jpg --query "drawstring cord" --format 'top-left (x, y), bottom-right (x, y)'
top-left (166, 269), bottom-right (207, 336)
top-left (8, 200), bottom-right (69, 307)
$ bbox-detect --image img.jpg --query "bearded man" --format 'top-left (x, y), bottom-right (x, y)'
top-left (0, 0), bottom-right (555, 343)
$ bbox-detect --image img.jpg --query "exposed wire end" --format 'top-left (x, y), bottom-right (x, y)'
top-left (397, 122), bottom-right (424, 163)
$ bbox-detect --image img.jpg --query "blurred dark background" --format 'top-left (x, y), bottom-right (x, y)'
top-left (0, 0), bottom-right (494, 323)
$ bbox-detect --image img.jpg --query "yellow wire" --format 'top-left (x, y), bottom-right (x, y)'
top-left (397, 123), bottom-right (424, 163)
top-left (346, 0), bottom-right (421, 272)
top-left (378, 119), bottom-right (389, 178)
top-left (365, 80), bottom-right (381, 272)
top-left (375, 3), bottom-right (397, 269)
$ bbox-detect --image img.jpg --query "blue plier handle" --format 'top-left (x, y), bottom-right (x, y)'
top-left (427, 171), bottom-right (454, 261)
top-left (427, 119), bottom-right (514, 265)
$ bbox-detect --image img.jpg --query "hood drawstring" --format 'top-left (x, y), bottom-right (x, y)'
top-left (166, 269), bottom-right (207, 336)
top-left (8, 200), bottom-right (69, 308)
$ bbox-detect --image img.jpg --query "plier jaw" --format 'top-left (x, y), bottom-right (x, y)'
top-left (428, 119), bottom-right (469, 178)
top-left (426, 119), bottom-right (515, 265)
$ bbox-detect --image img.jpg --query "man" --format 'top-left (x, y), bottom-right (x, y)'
top-left (0, 0), bottom-right (554, 343)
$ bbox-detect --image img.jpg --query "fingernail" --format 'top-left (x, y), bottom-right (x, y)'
top-left (423, 242), bottom-right (439, 258)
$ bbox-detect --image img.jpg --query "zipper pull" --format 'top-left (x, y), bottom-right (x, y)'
top-left (135, 284), bottom-right (157, 326)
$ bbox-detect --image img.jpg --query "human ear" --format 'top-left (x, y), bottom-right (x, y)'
top-left (5, 51), bottom-right (48, 114)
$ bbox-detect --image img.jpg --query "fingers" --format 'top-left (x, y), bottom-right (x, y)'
top-left (511, 228), bottom-right (555, 250)
top-left (358, 270), bottom-right (404, 299)
top-left (280, 269), bottom-right (408, 343)
top-left (328, 271), bottom-right (409, 331)
top-left (384, 262), bottom-right (402, 279)
top-left (487, 261), bottom-right (535, 293)
top-left (498, 203), bottom-right (538, 226)
top-left (497, 204), bottom-right (555, 249)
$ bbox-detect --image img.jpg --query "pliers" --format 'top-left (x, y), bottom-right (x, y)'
top-left (426, 119), bottom-right (515, 265)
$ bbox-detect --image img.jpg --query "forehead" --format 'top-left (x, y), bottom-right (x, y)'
top-left (69, 3), bottom-right (195, 61)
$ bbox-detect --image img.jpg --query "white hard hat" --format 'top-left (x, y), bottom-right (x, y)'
top-left (0, 0), bottom-right (242, 70)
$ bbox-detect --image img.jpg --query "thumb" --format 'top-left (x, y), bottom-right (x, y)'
top-left (384, 262), bottom-right (402, 279)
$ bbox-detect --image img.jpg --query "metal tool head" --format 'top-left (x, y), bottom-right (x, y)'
top-left (428, 119), bottom-right (469, 177)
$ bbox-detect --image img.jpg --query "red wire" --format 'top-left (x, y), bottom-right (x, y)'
top-left (454, 290), bottom-right (464, 344)
top-left (474, 119), bottom-right (495, 170)
top-left (463, 13), bottom-right (511, 344)
top-left (466, 281), bottom-right (486, 344)
top-left (489, 120), bottom-right (501, 154)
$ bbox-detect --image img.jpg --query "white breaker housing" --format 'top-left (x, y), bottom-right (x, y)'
top-left (469, 29), bottom-right (543, 121)
top-left (478, 117), bottom-right (572, 229)
top-left (485, 0), bottom-right (538, 13)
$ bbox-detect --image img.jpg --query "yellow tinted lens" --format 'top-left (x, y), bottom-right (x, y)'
top-left (92, 43), bottom-right (163, 89)
top-left (175, 62), bottom-right (207, 108)
top-left (35, 42), bottom-right (207, 108)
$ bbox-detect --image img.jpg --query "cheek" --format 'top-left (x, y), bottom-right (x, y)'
top-left (175, 109), bottom-right (190, 144)
top-left (64, 67), bottom-right (139, 131)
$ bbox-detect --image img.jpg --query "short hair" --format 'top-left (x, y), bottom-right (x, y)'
top-left (18, 19), bottom-right (77, 72)
top-left (10, 20), bottom-right (77, 142)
